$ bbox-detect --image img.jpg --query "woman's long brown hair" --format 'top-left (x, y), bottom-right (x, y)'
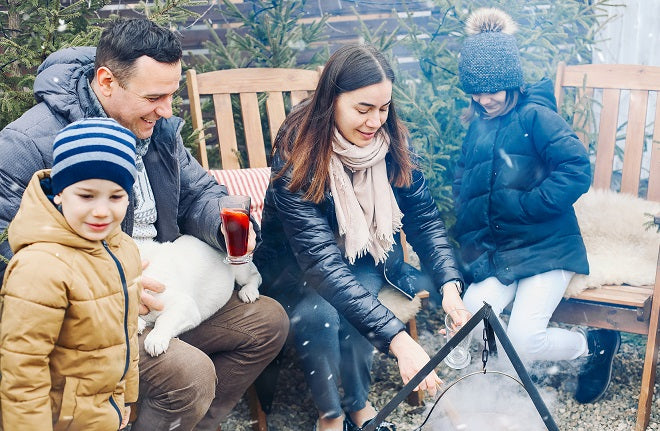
top-left (274, 44), bottom-right (414, 203)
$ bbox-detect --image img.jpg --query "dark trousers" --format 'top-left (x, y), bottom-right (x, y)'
top-left (272, 257), bottom-right (383, 418)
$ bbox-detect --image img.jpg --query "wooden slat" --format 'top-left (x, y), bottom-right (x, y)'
top-left (592, 88), bottom-right (620, 189)
top-left (196, 68), bottom-right (319, 94)
top-left (554, 61), bottom-right (566, 111)
top-left (290, 90), bottom-right (310, 107)
top-left (636, 252), bottom-right (660, 430)
top-left (572, 87), bottom-right (594, 148)
top-left (185, 69), bottom-right (208, 169)
top-left (551, 300), bottom-right (650, 334)
top-left (647, 97), bottom-right (660, 202)
top-left (570, 284), bottom-right (653, 308)
top-left (265, 91), bottom-right (287, 146)
top-left (560, 64), bottom-right (660, 91)
top-left (239, 93), bottom-right (268, 168)
top-left (246, 385), bottom-right (267, 431)
top-left (214, 93), bottom-right (240, 170)
top-left (620, 89), bottom-right (648, 195)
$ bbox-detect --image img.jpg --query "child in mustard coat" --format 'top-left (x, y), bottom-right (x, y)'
top-left (1, 118), bottom-right (141, 430)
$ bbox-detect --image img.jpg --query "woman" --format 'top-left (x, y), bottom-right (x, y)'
top-left (254, 44), bottom-right (466, 431)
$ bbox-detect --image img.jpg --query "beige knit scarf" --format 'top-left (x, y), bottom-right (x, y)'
top-left (329, 129), bottom-right (403, 264)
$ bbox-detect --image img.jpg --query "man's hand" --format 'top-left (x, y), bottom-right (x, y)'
top-left (247, 223), bottom-right (257, 254)
top-left (119, 404), bottom-right (131, 429)
top-left (139, 260), bottom-right (165, 315)
top-left (220, 221), bottom-right (257, 254)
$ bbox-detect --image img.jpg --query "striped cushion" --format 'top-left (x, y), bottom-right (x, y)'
top-left (207, 167), bottom-right (271, 224)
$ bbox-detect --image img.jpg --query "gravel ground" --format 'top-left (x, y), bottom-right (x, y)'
top-left (221, 303), bottom-right (660, 430)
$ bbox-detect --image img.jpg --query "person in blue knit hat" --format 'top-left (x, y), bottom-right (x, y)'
top-left (453, 8), bottom-right (620, 404)
top-left (0, 19), bottom-right (288, 429)
top-left (1, 118), bottom-right (141, 430)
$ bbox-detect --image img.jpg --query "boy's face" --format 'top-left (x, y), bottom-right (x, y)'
top-left (54, 179), bottom-right (129, 241)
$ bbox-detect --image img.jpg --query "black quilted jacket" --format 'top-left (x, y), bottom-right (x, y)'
top-left (254, 150), bottom-right (463, 353)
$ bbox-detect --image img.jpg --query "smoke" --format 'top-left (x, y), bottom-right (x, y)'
top-left (421, 355), bottom-right (557, 431)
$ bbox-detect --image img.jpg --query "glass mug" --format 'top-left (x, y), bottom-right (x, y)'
top-left (219, 195), bottom-right (252, 264)
top-left (444, 308), bottom-right (473, 370)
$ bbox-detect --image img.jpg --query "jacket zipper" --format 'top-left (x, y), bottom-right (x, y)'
top-left (102, 240), bottom-right (131, 427)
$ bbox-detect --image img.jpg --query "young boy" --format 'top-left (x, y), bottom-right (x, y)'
top-left (0, 118), bottom-right (141, 430)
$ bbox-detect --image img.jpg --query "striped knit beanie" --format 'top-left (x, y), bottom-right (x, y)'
top-left (51, 118), bottom-right (137, 194)
top-left (458, 8), bottom-right (523, 94)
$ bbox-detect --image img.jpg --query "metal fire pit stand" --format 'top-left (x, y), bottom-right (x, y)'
top-left (362, 302), bottom-right (559, 431)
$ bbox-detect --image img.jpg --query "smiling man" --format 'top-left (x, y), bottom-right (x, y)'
top-left (0, 18), bottom-right (288, 431)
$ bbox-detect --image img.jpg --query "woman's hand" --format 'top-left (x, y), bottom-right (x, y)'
top-left (441, 282), bottom-right (470, 325)
top-left (389, 331), bottom-right (442, 396)
top-left (139, 260), bottom-right (165, 315)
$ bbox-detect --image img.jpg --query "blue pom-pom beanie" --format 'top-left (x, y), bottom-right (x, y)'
top-left (458, 8), bottom-right (524, 95)
top-left (51, 118), bottom-right (137, 194)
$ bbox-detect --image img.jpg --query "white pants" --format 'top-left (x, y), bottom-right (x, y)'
top-left (462, 270), bottom-right (588, 362)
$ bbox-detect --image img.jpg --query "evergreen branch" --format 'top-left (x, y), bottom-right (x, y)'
top-left (0, 227), bottom-right (8, 265)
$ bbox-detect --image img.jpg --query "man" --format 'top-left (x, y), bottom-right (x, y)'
top-left (0, 18), bottom-right (288, 430)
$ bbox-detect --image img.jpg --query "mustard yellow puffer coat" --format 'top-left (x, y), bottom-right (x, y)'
top-left (0, 170), bottom-right (141, 431)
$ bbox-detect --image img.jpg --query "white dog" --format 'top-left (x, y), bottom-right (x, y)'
top-left (136, 235), bottom-right (261, 356)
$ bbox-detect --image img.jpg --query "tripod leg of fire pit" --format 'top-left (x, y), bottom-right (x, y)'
top-left (485, 311), bottom-right (559, 431)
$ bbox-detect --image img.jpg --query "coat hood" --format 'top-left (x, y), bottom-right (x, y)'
top-left (9, 169), bottom-right (123, 255)
top-left (519, 77), bottom-right (557, 111)
top-left (33, 47), bottom-right (97, 123)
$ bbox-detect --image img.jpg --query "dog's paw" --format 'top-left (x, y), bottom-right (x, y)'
top-left (137, 317), bottom-right (147, 335)
top-left (143, 330), bottom-right (172, 357)
top-left (238, 285), bottom-right (260, 303)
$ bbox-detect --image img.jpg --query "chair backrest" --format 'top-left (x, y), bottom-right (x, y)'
top-left (186, 67), bottom-right (321, 170)
top-left (554, 61), bottom-right (660, 202)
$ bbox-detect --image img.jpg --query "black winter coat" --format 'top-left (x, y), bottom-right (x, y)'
top-left (254, 151), bottom-right (463, 353)
top-left (453, 78), bottom-right (591, 286)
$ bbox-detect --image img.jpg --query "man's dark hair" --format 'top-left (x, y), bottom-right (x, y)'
top-left (95, 18), bottom-right (182, 84)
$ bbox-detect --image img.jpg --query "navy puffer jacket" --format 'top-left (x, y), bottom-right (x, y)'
top-left (255, 150), bottom-right (463, 353)
top-left (453, 78), bottom-right (590, 285)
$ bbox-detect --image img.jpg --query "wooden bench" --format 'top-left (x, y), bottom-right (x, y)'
top-left (186, 66), bottom-right (431, 430)
top-left (550, 62), bottom-right (660, 431)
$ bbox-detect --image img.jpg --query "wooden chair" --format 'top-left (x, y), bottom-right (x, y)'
top-left (551, 61), bottom-right (660, 431)
top-left (186, 67), bottom-right (430, 430)
top-left (186, 67), bottom-right (321, 170)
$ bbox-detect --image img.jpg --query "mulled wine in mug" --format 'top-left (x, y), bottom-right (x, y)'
top-left (219, 195), bottom-right (252, 264)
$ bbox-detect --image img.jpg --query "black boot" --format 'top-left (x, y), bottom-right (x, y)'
top-left (575, 329), bottom-right (620, 403)
top-left (344, 415), bottom-right (396, 431)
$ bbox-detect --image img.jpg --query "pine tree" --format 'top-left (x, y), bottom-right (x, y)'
top-left (0, 227), bottom-right (7, 265)
top-left (0, 0), bottom-right (202, 130)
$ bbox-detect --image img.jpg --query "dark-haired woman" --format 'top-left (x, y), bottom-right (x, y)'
top-left (254, 44), bottom-right (466, 431)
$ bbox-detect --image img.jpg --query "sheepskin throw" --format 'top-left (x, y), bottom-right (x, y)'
top-left (378, 286), bottom-right (422, 323)
top-left (566, 188), bottom-right (660, 297)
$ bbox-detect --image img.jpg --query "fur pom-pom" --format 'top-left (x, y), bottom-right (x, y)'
top-left (465, 8), bottom-right (517, 35)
